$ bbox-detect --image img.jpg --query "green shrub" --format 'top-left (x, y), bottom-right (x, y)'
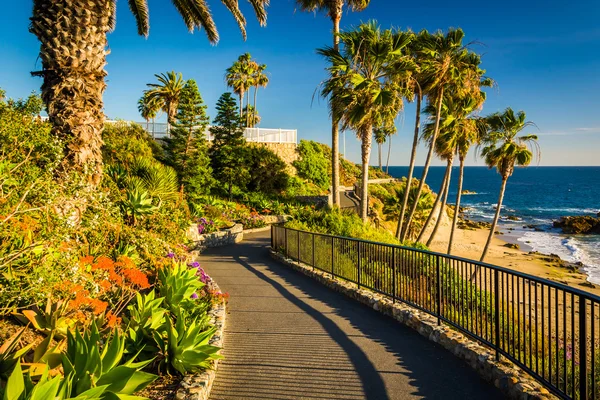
top-left (244, 145), bottom-right (290, 194)
top-left (102, 122), bottom-right (160, 166)
top-left (293, 140), bottom-right (331, 190)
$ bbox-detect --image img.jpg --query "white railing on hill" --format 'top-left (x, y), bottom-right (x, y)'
top-left (133, 121), bottom-right (297, 144)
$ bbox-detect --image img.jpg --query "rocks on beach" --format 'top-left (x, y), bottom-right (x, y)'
top-left (461, 189), bottom-right (477, 195)
top-left (458, 219), bottom-right (491, 231)
top-left (553, 216), bottom-right (600, 234)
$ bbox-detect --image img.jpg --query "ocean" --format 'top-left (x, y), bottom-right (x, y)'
top-left (385, 166), bottom-right (600, 284)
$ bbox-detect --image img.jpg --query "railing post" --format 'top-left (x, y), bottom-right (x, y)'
top-left (284, 228), bottom-right (288, 258)
top-left (312, 233), bottom-right (315, 270)
top-left (331, 237), bottom-right (335, 278)
top-left (392, 248), bottom-right (396, 304)
top-left (270, 225), bottom-right (274, 249)
top-left (436, 255), bottom-right (441, 325)
top-left (579, 295), bottom-right (587, 400)
top-left (357, 242), bottom-right (361, 289)
top-left (297, 231), bottom-right (301, 262)
top-left (494, 269), bottom-right (500, 361)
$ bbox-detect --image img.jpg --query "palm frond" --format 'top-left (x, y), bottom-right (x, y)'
top-left (247, 0), bottom-right (269, 27)
top-left (128, 0), bottom-right (150, 37)
top-left (220, 0), bottom-right (248, 40)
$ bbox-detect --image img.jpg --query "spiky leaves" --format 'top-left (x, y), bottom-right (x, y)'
top-left (318, 22), bottom-right (414, 221)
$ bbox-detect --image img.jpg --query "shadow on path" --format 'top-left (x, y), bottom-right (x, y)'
top-left (205, 232), bottom-right (503, 400)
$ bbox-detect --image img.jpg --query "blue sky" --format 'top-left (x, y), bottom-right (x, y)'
top-left (1, 0), bottom-right (599, 166)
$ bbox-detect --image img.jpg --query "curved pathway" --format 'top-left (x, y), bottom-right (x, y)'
top-left (203, 231), bottom-right (503, 400)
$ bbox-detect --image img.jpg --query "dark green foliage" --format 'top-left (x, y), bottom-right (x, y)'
top-left (210, 92), bottom-right (245, 149)
top-left (244, 146), bottom-right (290, 194)
top-left (209, 92), bottom-right (248, 199)
top-left (293, 140), bottom-right (331, 190)
top-left (163, 80), bottom-right (214, 200)
top-left (0, 91), bottom-right (44, 116)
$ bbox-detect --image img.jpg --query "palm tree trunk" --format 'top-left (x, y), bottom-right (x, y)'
top-left (416, 160), bottom-right (451, 243)
top-left (426, 158), bottom-right (454, 247)
top-left (480, 177), bottom-right (508, 262)
top-left (246, 90), bottom-right (251, 127)
top-left (396, 89), bottom-right (422, 238)
top-left (30, 0), bottom-right (112, 186)
top-left (401, 87), bottom-right (444, 241)
top-left (239, 92), bottom-right (244, 116)
top-left (330, 8), bottom-right (343, 207)
top-left (360, 127), bottom-right (373, 222)
top-left (253, 86), bottom-right (258, 127)
top-left (378, 142), bottom-right (383, 170)
top-left (448, 157), bottom-right (465, 254)
top-left (386, 135), bottom-right (392, 174)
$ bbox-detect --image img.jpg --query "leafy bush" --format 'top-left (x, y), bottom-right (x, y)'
top-left (244, 145), bottom-right (290, 194)
top-left (102, 122), bottom-right (161, 166)
top-left (293, 140), bottom-right (331, 190)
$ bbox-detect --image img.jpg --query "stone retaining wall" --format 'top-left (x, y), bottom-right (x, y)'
top-left (270, 250), bottom-right (556, 400)
top-left (188, 224), bottom-right (244, 251)
top-left (175, 273), bottom-right (227, 400)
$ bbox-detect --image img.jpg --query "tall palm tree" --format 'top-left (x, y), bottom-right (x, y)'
top-left (137, 92), bottom-right (161, 136)
top-left (446, 98), bottom-right (481, 254)
top-left (145, 72), bottom-right (185, 134)
top-left (30, 0), bottom-right (269, 185)
top-left (374, 127), bottom-right (388, 171)
top-left (319, 22), bottom-right (413, 222)
top-left (395, 32), bottom-right (424, 238)
top-left (225, 53), bottom-right (256, 121)
top-left (478, 108), bottom-right (539, 262)
top-left (401, 29), bottom-right (484, 242)
top-left (296, 0), bottom-right (371, 207)
top-left (252, 64), bottom-right (269, 126)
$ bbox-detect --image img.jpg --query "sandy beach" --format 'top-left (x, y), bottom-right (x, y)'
top-left (422, 217), bottom-right (600, 297)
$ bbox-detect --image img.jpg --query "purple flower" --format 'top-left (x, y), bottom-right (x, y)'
top-left (191, 293), bottom-right (199, 299)
top-left (166, 253), bottom-right (175, 259)
top-left (189, 261), bottom-right (200, 268)
top-left (198, 225), bottom-right (205, 234)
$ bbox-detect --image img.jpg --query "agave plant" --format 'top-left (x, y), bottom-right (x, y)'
top-left (12, 298), bottom-right (75, 339)
top-left (158, 263), bottom-right (205, 316)
top-left (120, 188), bottom-right (158, 226)
top-left (156, 317), bottom-right (221, 376)
top-left (123, 291), bottom-right (168, 361)
top-left (0, 328), bottom-right (32, 379)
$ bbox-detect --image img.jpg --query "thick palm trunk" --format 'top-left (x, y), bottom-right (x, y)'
top-left (401, 88), bottom-right (444, 241)
top-left (480, 177), bottom-right (508, 262)
top-left (360, 129), bottom-right (373, 222)
top-left (386, 135), bottom-right (392, 174)
top-left (416, 160), bottom-right (450, 243)
top-left (30, 0), bottom-right (113, 186)
top-left (396, 90), bottom-right (422, 238)
top-left (330, 10), bottom-right (342, 207)
top-left (448, 157), bottom-right (465, 254)
top-left (426, 158), bottom-right (454, 247)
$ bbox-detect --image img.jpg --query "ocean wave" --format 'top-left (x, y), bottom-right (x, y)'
top-left (516, 232), bottom-right (600, 285)
top-left (524, 207), bottom-right (599, 215)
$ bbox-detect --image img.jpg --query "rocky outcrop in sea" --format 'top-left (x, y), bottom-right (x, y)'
top-left (553, 216), bottom-right (600, 234)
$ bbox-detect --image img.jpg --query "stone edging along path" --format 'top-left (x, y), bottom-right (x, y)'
top-left (270, 250), bottom-right (557, 400)
top-left (175, 273), bottom-right (227, 400)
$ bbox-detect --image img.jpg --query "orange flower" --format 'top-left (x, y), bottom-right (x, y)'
top-left (99, 280), bottom-right (112, 291)
top-left (106, 311), bottom-right (122, 328)
top-left (122, 268), bottom-right (150, 289)
top-left (79, 256), bottom-right (94, 266)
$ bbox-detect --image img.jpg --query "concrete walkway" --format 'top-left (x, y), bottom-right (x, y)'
top-left (203, 231), bottom-right (503, 400)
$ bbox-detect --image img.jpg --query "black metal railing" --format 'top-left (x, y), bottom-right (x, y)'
top-left (271, 225), bottom-right (600, 399)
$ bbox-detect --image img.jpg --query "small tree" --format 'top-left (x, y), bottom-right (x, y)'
top-left (210, 92), bottom-right (248, 198)
top-left (293, 140), bottom-right (331, 190)
top-left (163, 79), bottom-right (214, 200)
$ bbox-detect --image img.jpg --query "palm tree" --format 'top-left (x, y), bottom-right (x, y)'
top-left (145, 72), bottom-right (185, 134)
top-left (242, 105), bottom-right (261, 127)
top-left (30, 0), bottom-right (269, 185)
top-left (252, 64), bottom-right (269, 126)
top-left (318, 22), bottom-right (413, 222)
top-left (138, 92), bottom-right (161, 136)
top-left (296, 0), bottom-right (371, 207)
top-left (446, 97), bottom-right (481, 254)
top-left (225, 53), bottom-right (256, 121)
top-left (374, 127), bottom-right (388, 171)
top-left (478, 108), bottom-right (539, 261)
top-left (401, 29), bottom-right (485, 242)
top-left (395, 32), bottom-right (425, 238)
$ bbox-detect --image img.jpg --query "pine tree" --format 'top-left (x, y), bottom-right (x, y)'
top-left (163, 79), bottom-right (214, 200)
top-left (209, 92), bottom-right (249, 199)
